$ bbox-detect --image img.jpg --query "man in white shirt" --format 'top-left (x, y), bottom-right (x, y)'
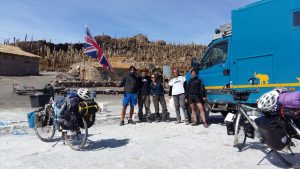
top-left (168, 68), bottom-right (190, 124)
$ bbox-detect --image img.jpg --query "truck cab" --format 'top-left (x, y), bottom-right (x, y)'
top-left (194, 0), bottom-right (300, 115)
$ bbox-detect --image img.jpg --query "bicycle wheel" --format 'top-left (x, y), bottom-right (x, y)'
top-left (34, 117), bottom-right (55, 142)
top-left (234, 113), bottom-right (247, 151)
top-left (65, 117), bottom-right (88, 150)
top-left (236, 122), bottom-right (247, 151)
top-left (34, 110), bottom-right (55, 142)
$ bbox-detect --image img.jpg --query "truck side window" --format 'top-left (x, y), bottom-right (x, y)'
top-left (293, 11), bottom-right (300, 26)
top-left (201, 42), bottom-right (228, 69)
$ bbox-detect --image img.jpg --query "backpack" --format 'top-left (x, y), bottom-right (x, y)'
top-left (60, 97), bottom-right (81, 130)
top-left (255, 116), bottom-right (290, 150)
top-left (78, 100), bottom-right (99, 128)
top-left (278, 91), bottom-right (300, 109)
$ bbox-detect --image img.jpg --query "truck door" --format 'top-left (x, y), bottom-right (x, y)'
top-left (199, 40), bottom-right (230, 102)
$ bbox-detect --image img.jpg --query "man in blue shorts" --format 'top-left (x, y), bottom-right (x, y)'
top-left (119, 66), bottom-right (139, 126)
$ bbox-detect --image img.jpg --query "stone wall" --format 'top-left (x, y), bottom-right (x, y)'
top-left (0, 54), bottom-right (39, 76)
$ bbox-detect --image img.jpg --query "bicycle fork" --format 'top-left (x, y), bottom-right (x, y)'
top-left (234, 108), bottom-right (261, 145)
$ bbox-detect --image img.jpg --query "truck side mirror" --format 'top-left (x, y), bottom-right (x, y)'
top-left (248, 77), bottom-right (258, 85)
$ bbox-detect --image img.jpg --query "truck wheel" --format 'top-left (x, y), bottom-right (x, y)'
top-left (221, 112), bottom-right (228, 118)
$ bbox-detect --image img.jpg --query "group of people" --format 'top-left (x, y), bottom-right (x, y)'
top-left (119, 66), bottom-right (208, 128)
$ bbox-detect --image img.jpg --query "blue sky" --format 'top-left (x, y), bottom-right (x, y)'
top-left (0, 0), bottom-right (256, 45)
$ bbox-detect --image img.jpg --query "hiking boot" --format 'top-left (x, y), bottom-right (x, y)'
top-left (184, 120), bottom-right (190, 125)
top-left (175, 118), bottom-right (182, 124)
top-left (119, 120), bottom-right (125, 126)
top-left (191, 122), bottom-right (199, 126)
top-left (128, 119), bottom-right (136, 125)
top-left (155, 116), bottom-right (162, 122)
top-left (164, 118), bottom-right (170, 123)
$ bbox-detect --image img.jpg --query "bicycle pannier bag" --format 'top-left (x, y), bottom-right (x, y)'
top-left (224, 113), bottom-right (235, 135)
top-left (27, 112), bottom-right (35, 128)
top-left (255, 116), bottom-right (290, 150)
top-left (278, 92), bottom-right (300, 109)
top-left (281, 107), bottom-right (300, 119)
top-left (78, 100), bottom-right (99, 128)
top-left (245, 121), bottom-right (255, 139)
top-left (34, 112), bottom-right (44, 128)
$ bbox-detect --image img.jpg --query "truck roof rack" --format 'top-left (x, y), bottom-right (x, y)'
top-left (213, 23), bottom-right (232, 40)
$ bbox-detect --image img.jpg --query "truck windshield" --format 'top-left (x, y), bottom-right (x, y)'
top-left (200, 41), bottom-right (228, 70)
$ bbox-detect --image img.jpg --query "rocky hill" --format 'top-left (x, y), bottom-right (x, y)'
top-left (16, 34), bottom-right (206, 72)
top-left (11, 34), bottom-right (206, 83)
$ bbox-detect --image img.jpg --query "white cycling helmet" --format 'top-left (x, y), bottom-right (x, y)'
top-left (77, 88), bottom-right (93, 100)
top-left (257, 90), bottom-right (280, 111)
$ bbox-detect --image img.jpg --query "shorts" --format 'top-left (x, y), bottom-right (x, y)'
top-left (188, 95), bottom-right (204, 104)
top-left (122, 93), bottom-right (137, 107)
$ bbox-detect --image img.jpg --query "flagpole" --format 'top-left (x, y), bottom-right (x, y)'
top-left (83, 55), bottom-right (86, 83)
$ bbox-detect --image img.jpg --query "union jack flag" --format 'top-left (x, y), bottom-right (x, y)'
top-left (84, 25), bottom-right (114, 72)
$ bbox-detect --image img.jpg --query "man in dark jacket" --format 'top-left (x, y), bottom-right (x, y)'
top-left (150, 74), bottom-right (169, 122)
top-left (119, 66), bottom-right (139, 126)
top-left (186, 69), bottom-right (208, 128)
top-left (137, 68), bottom-right (152, 123)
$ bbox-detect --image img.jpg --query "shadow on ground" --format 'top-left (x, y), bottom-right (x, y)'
top-left (85, 138), bottom-right (129, 151)
top-left (236, 141), bottom-right (300, 168)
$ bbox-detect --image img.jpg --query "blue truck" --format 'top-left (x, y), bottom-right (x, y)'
top-left (193, 0), bottom-right (300, 116)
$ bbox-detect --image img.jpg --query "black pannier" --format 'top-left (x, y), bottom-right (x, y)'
top-left (225, 122), bottom-right (235, 135)
top-left (34, 111), bottom-right (53, 128)
top-left (281, 107), bottom-right (300, 119)
top-left (255, 116), bottom-right (290, 150)
top-left (78, 100), bottom-right (99, 128)
top-left (245, 121), bottom-right (255, 139)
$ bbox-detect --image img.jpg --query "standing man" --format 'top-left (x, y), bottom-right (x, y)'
top-left (137, 68), bottom-right (152, 123)
top-left (168, 68), bottom-right (190, 124)
top-left (119, 66), bottom-right (139, 126)
top-left (150, 74), bottom-right (168, 122)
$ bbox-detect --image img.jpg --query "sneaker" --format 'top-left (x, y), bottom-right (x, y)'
top-left (119, 120), bottom-right (125, 126)
top-left (128, 119), bottom-right (136, 125)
